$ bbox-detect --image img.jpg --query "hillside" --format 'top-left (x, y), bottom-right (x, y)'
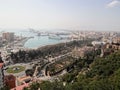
top-left (24, 50), bottom-right (120, 90)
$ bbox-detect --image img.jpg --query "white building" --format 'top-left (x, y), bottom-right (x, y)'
top-left (92, 41), bottom-right (106, 47)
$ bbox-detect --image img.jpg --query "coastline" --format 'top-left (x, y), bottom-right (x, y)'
top-left (23, 38), bottom-right (71, 50)
top-left (20, 37), bottom-right (34, 46)
top-left (30, 39), bottom-right (71, 50)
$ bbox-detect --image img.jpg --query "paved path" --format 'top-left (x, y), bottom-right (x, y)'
top-left (35, 52), bottom-right (71, 81)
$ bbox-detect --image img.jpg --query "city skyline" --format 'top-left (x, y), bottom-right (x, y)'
top-left (0, 0), bottom-right (120, 31)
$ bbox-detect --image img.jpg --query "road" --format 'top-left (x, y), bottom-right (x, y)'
top-left (34, 52), bottom-right (72, 81)
top-left (3, 52), bottom-right (72, 81)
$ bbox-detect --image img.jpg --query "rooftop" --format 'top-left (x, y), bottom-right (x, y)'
top-left (11, 83), bottom-right (29, 90)
top-left (4, 75), bottom-right (16, 81)
top-left (17, 76), bottom-right (32, 83)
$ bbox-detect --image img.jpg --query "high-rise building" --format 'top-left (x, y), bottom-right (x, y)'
top-left (2, 32), bottom-right (14, 42)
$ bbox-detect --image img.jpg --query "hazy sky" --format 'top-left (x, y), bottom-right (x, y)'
top-left (0, 0), bottom-right (120, 31)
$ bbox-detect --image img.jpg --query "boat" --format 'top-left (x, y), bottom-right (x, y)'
top-left (37, 33), bottom-right (48, 36)
top-left (48, 35), bottom-right (62, 40)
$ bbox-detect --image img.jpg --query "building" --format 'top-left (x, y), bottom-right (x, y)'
top-left (100, 40), bottom-right (120, 57)
top-left (0, 52), bottom-right (4, 89)
top-left (2, 32), bottom-right (14, 42)
top-left (17, 76), bottom-right (32, 86)
top-left (92, 41), bottom-right (106, 48)
top-left (0, 52), bottom-right (3, 63)
top-left (72, 46), bottom-right (94, 58)
top-left (0, 37), bottom-right (3, 47)
top-left (4, 75), bottom-right (16, 89)
top-left (112, 37), bottom-right (120, 44)
top-left (11, 83), bottom-right (29, 90)
top-left (0, 63), bottom-right (4, 89)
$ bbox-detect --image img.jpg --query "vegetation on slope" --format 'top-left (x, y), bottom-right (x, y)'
top-left (25, 50), bottom-right (120, 90)
top-left (7, 39), bottom-right (93, 63)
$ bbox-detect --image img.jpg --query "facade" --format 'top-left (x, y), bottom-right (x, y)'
top-left (112, 37), bottom-right (120, 44)
top-left (92, 41), bottom-right (106, 48)
top-left (2, 32), bottom-right (14, 42)
top-left (0, 37), bottom-right (3, 47)
top-left (4, 75), bottom-right (16, 89)
top-left (100, 38), bottom-right (120, 57)
top-left (72, 46), bottom-right (94, 58)
top-left (112, 37), bottom-right (120, 50)
top-left (0, 63), bottom-right (4, 89)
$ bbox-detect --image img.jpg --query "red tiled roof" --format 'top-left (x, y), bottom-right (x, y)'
top-left (0, 63), bottom-right (3, 69)
top-left (11, 83), bottom-right (29, 90)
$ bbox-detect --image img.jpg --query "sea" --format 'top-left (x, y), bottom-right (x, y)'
top-left (0, 29), bottom-right (69, 49)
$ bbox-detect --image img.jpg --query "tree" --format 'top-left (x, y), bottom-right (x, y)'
top-left (29, 82), bottom-right (40, 90)
top-left (25, 69), bottom-right (34, 76)
top-left (0, 86), bottom-right (10, 90)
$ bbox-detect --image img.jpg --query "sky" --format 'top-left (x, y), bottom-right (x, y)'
top-left (0, 0), bottom-right (120, 31)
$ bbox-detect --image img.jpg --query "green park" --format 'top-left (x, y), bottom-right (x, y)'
top-left (6, 66), bottom-right (25, 73)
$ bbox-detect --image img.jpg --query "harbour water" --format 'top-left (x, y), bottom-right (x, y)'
top-left (24, 35), bottom-right (68, 49)
top-left (1, 29), bottom-right (69, 49)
